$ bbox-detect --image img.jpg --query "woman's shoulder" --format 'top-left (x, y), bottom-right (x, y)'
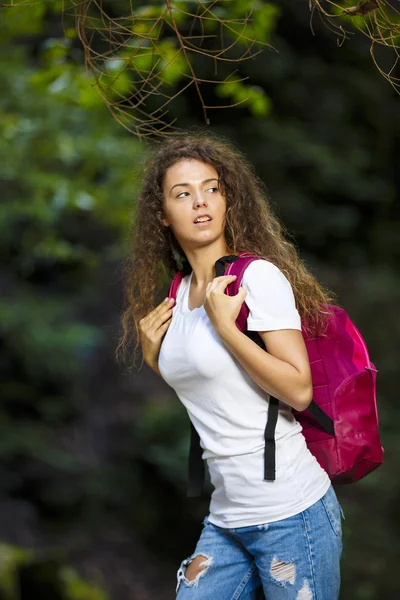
top-left (240, 257), bottom-right (301, 331)
top-left (242, 258), bottom-right (292, 289)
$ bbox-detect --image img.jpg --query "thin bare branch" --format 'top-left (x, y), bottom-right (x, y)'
top-left (4, 0), bottom-right (399, 137)
top-left (310, 0), bottom-right (400, 94)
top-left (63, 0), bottom-right (277, 136)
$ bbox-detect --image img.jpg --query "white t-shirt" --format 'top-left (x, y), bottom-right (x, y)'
top-left (158, 258), bottom-right (330, 528)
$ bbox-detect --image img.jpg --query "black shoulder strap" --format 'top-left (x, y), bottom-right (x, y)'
top-left (264, 396), bottom-right (279, 481)
top-left (187, 421), bottom-right (205, 498)
top-left (307, 400), bottom-right (335, 436)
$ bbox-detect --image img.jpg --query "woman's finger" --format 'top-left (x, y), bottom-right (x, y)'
top-left (141, 297), bottom-right (174, 329)
top-left (207, 275), bottom-right (237, 292)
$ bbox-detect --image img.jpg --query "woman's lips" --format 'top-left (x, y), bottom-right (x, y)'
top-left (193, 219), bottom-right (212, 227)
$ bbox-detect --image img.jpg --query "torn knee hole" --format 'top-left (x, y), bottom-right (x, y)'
top-left (176, 553), bottom-right (213, 592)
top-left (185, 554), bottom-right (212, 582)
top-left (270, 557), bottom-right (296, 585)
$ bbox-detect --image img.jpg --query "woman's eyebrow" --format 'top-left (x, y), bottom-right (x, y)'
top-left (169, 178), bottom-right (218, 194)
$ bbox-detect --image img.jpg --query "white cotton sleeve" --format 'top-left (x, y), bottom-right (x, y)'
top-left (241, 259), bottom-right (302, 332)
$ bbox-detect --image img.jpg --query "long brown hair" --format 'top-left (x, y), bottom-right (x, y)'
top-left (116, 131), bottom-right (336, 370)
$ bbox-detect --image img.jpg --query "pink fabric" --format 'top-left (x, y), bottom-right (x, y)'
top-left (168, 253), bottom-right (384, 483)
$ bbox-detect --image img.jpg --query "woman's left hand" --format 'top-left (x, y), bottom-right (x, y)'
top-left (204, 275), bottom-right (248, 334)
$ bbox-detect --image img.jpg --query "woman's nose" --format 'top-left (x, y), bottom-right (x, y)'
top-left (193, 193), bottom-right (207, 208)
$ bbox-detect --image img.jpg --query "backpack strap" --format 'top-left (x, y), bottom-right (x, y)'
top-left (264, 396), bottom-right (280, 481)
top-left (307, 401), bottom-right (335, 436)
top-left (187, 422), bottom-right (205, 498)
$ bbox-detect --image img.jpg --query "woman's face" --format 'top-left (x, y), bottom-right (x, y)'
top-left (162, 158), bottom-right (227, 251)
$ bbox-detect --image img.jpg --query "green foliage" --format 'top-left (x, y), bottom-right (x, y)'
top-left (0, 1), bottom-right (46, 41)
top-left (216, 75), bottom-right (272, 117)
top-left (0, 0), bottom-right (142, 518)
top-left (133, 400), bottom-right (190, 487)
top-left (157, 39), bottom-right (190, 84)
top-left (61, 567), bottom-right (109, 600)
top-left (62, 0), bottom-right (278, 126)
top-left (0, 543), bottom-right (109, 600)
top-left (0, 543), bottom-right (33, 599)
top-left (227, 1), bottom-right (281, 44)
top-left (163, 1), bottom-right (190, 28)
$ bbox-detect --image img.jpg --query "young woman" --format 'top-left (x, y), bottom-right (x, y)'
top-left (118, 132), bottom-right (344, 600)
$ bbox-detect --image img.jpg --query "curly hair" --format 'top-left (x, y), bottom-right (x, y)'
top-left (116, 130), bottom-right (336, 370)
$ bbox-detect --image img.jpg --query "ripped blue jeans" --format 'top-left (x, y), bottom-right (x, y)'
top-left (176, 484), bottom-right (344, 600)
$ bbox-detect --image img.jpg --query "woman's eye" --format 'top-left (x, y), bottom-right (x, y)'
top-left (176, 187), bottom-right (217, 198)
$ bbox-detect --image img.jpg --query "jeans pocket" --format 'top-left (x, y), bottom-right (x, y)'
top-left (320, 485), bottom-right (343, 540)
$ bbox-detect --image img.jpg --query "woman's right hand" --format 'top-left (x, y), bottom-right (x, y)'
top-left (139, 296), bottom-right (175, 371)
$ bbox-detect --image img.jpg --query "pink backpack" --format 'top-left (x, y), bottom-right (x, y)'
top-left (168, 252), bottom-right (384, 497)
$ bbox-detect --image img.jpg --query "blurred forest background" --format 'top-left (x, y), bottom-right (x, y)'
top-left (1, 1), bottom-right (399, 599)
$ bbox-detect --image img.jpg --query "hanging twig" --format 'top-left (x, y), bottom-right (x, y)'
top-left (2, 0), bottom-right (399, 136)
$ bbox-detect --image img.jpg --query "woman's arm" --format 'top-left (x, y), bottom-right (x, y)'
top-left (216, 324), bottom-right (313, 412)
